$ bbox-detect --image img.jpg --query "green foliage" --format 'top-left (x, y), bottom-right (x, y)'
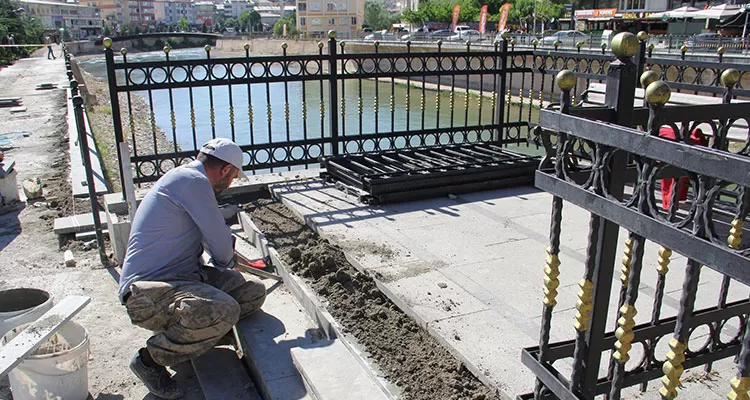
top-left (363, 1), bottom-right (400, 30)
top-left (402, 0), bottom-right (563, 27)
top-left (273, 11), bottom-right (298, 37)
top-left (201, 22), bottom-right (208, 33)
top-left (177, 17), bottom-right (189, 32)
top-left (0, 0), bottom-right (46, 63)
top-left (509, 0), bottom-right (562, 26)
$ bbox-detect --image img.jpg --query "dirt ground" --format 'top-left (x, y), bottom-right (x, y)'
top-left (0, 46), bottom-right (204, 400)
top-left (249, 198), bottom-right (499, 400)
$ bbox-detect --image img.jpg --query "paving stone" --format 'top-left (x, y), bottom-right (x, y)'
top-left (291, 340), bottom-right (391, 400)
top-left (53, 211), bottom-right (108, 234)
top-left (192, 347), bottom-right (261, 400)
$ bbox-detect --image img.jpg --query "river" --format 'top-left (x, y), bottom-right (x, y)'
top-left (78, 48), bottom-right (540, 161)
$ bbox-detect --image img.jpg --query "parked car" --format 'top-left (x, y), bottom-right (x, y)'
top-left (541, 30), bottom-right (591, 46)
top-left (364, 29), bottom-right (395, 41)
top-left (401, 29), bottom-right (429, 41)
top-left (453, 25), bottom-right (471, 33)
top-left (449, 29), bottom-right (484, 42)
top-left (429, 29), bottom-right (454, 41)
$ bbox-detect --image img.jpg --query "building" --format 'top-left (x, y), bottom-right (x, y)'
top-left (296, 0), bottom-right (363, 38)
top-left (20, 0), bottom-right (103, 39)
top-left (222, 0), bottom-right (255, 20)
top-left (193, 1), bottom-right (216, 26)
top-left (123, 0), bottom-right (156, 29)
top-left (85, 0), bottom-right (121, 27)
top-left (161, 0), bottom-right (192, 25)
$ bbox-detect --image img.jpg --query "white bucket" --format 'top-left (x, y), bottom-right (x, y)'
top-left (0, 289), bottom-right (54, 339)
top-left (2, 321), bottom-right (90, 400)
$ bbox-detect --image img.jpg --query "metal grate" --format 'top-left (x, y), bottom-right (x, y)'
top-left (321, 142), bottom-right (540, 204)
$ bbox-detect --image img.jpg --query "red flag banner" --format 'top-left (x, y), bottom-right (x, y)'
top-left (451, 5), bottom-right (461, 32)
top-left (498, 3), bottom-right (511, 32)
top-left (479, 5), bottom-right (488, 34)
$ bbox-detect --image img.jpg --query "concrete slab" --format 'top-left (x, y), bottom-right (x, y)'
top-left (192, 347), bottom-right (262, 400)
top-left (272, 179), bottom-right (747, 399)
top-left (53, 211), bottom-right (108, 234)
top-left (291, 340), bottom-right (391, 400)
top-left (66, 88), bottom-right (108, 198)
top-left (235, 285), bottom-right (317, 400)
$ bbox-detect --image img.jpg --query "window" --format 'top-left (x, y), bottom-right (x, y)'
top-left (338, 2), bottom-right (346, 10)
top-left (300, 17), bottom-right (305, 25)
top-left (311, 17), bottom-right (320, 24)
top-left (328, 17), bottom-right (335, 24)
top-left (309, 2), bottom-right (320, 10)
top-left (338, 17), bottom-right (347, 25)
top-left (298, 2), bottom-right (306, 11)
top-left (350, 16), bottom-right (356, 24)
top-left (326, 3), bottom-right (335, 10)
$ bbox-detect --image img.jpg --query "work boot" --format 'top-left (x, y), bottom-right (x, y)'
top-left (129, 351), bottom-right (184, 399)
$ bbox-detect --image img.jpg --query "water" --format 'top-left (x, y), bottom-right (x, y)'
top-left (78, 48), bottom-right (540, 161)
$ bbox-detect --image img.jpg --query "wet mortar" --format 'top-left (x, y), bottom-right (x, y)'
top-left (249, 197), bottom-right (499, 400)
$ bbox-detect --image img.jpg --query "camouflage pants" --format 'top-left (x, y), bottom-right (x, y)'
top-left (124, 266), bottom-right (266, 366)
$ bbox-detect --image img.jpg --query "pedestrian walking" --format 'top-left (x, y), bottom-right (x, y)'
top-left (6, 34), bottom-right (15, 45)
top-left (45, 37), bottom-right (55, 59)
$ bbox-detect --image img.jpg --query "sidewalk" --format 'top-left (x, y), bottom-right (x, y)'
top-left (0, 48), bottom-right (204, 399)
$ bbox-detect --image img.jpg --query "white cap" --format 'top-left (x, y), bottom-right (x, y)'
top-left (199, 138), bottom-right (248, 179)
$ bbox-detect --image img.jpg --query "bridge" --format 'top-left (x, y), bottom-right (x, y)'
top-left (93, 32), bottom-right (222, 46)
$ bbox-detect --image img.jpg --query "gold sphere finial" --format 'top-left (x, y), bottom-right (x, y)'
top-left (510, 38), bottom-right (516, 45)
top-left (373, 40), bottom-right (380, 47)
top-left (281, 42), bottom-right (288, 49)
top-left (501, 31), bottom-right (510, 39)
top-left (163, 45), bottom-right (170, 54)
top-left (318, 41), bottom-right (325, 49)
top-left (436, 39), bottom-right (443, 46)
top-left (243, 43), bottom-right (250, 50)
top-left (680, 44), bottom-right (688, 53)
top-left (120, 48), bottom-right (128, 55)
top-left (645, 81), bottom-right (671, 105)
top-left (576, 41), bottom-right (583, 48)
top-left (531, 39), bottom-right (538, 46)
top-left (637, 31), bottom-right (648, 41)
top-left (601, 42), bottom-right (607, 50)
top-left (553, 40), bottom-right (560, 48)
top-left (556, 70), bottom-right (576, 91)
top-left (328, 30), bottom-right (337, 39)
top-left (611, 32), bottom-right (639, 58)
top-left (718, 46), bottom-right (726, 55)
top-left (103, 37), bottom-right (113, 49)
top-left (648, 43), bottom-right (655, 50)
top-left (721, 68), bottom-right (740, 87)
top-left (204, 45), bottom-right (211, 53)
top-left (640, 70), bottom-right (659, 88)
top-left (340, 41), bottom-right (346, 47)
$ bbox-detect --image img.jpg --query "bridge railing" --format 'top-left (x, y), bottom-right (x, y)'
top-left (103, 33), bottom-right (532, 187)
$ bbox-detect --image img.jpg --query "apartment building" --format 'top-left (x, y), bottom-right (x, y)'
top-left (296, 0), bottom-right (363, 38)
top-left (222, 0), bottom-right (255, 20)
top-left (85, 0), bottom-right (121, 26)
top-left (160, 0), bottom-right (192, 25)
top-left (20, 0), bottom-right (103, 39)
top-left (193, 1), bottom-right (216, 25)
top-left (123, 0), bottom-right (155, 28)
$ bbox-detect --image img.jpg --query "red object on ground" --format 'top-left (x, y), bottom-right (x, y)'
top-left (658, 127), bottom-right (708, 209)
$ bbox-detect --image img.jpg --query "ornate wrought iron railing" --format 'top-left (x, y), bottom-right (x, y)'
top-left (522, 32), bottom-right (750, 400)
top-left (102, 34), bottom-right (535, 186)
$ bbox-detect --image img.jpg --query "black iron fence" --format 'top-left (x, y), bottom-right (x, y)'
top-left (522, 32), bottom-right (750, 400)
top-left (103, 34), bottom-right (537, 187)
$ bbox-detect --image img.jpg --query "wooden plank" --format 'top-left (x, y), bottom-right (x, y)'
top-left (191, 347), bottom-right (262, 400)
top-left (0, 295), bottom-right (90, 378)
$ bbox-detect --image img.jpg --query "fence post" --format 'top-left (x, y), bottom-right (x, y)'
top-left (636, 31), bottom-right (647, 86)
top-left (570, 32), bottom-right (638, 399)
top-left (327, 31), bottom-right (340, 155)
top-left (72, 95), bottom-right (108, 266)
top-left (102, 37), bottom-right (127, 200)
top-left (494, 33), bottom-right (509, 143)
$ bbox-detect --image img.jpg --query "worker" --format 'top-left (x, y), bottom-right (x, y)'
top-left (118, 138), bottom-right (266, 399)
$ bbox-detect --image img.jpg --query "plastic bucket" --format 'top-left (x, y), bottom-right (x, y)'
top-left (2, 321), bottom-right (90, 400)
top-left (0, 288), bottom-right (53, 339)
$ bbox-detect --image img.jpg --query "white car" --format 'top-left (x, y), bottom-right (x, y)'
top-left (541, 30), bottom-right (591, 46)
top-left (449, 29), bottom-right (484, 42)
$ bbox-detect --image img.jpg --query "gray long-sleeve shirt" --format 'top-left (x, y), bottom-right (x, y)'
top-left (118, 160), bottom-right (234, 302)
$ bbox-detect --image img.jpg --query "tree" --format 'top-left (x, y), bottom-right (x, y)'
top-left (201, 22), bottom-right (208, 33)
top-left (508, 0), bottom-right (562, 30)
top-left (363, 1), bottom-right (400, 30)
top-left (177, 17), bottom-right (189, 32)
top-left (273, 11), bottom-right (298, 36)
top-left (249, 10), bottom-right (261, 32)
